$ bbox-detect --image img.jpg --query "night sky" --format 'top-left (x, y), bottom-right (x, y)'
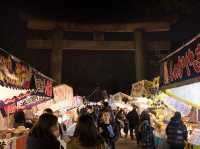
top-left (0, 1), bottom-right (200, 96)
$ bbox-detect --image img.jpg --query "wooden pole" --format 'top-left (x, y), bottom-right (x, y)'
top-left (135, 29), bottom-right (145, 81)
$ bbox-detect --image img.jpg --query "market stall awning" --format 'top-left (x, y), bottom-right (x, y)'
top-left (110, 92), bottom-right (135, 110)
top-left (112, 92), bottom-right (134, 102)
top-left (165, 82), bottom-right (200, 108)
top-left (0, 48), bottom-right (54, 114)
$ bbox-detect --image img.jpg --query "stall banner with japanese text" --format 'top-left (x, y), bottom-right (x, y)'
top-left (17, 95), bottom-right (51, 110)
top-left (161, 34), bottom-right (200, 86)
top-left (34, 74), bottom-right (53, 97)
top-left (2, 92), bottom-right (52, 113)
top-left (131, 81), bottom-right (145, 97)
top-left (144, 77), bottom-right (160, 97)
top-left (0, 50), bottom-right (32, 89)
top-left (131, 77), bottom-right (159, 97)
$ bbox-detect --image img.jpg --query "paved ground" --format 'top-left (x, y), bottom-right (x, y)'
top-left (116, 138), bottom-right (138, 149)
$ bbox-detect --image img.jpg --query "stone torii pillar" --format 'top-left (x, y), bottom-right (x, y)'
top-left (51, 28), bottom-right (63, 83)
top-left (134, 29), bottom-right (145, 81)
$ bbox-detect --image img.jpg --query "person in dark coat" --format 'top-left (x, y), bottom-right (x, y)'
top-left (87, 106), bottom-right (98, 124)
top-left (99, 111), bottom-right (120, 149)
top-left (123, 118), bottom-right (129, 138)
top-left (138, 111), bottom-right (155, 149)
top-left (27, 114), bottom-right (61, 149)
top-left (127, 107), bottom-right (140, 141)
top-left (166, 112), bottom-right (188, 149)
top-left (115, 110), bottom-right (125, 137)
top-left (14, 110), bottom-right (33, 128)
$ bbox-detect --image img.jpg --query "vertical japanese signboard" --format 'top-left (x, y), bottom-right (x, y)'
top-left (34, 74), bottom-right (53, 97)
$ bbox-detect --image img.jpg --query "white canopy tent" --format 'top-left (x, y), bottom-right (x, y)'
top-left (133, 97), bottom-right (152, 114)
top-left (112, 92), bottom-right (134, 102)
top-left (111, 92), bottom-right (134, 110)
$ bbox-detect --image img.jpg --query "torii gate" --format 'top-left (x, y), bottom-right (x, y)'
top-left (25, 16), bottom-right (175, 83)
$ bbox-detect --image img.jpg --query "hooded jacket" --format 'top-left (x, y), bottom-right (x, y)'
top-left (166, 119), bottom-right (188, 145)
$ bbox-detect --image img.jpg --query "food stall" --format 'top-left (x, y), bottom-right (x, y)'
top-left (0, 48), bottom-right (54, 149)
top-left (36, 84), bottom-right (74, 114)
top-left (130, 77), bottom-right (160, 111)
top-left (131, 77), bottom-right (160, 98)
top-left (160, 33), bottom-right (200, 148)
top-left (130, 78), bottom-right (177, 148)
top-left (36, 84), bottom-right (83, 137)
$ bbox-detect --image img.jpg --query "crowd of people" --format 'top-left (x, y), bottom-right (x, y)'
top-left (11, 101), bottom-right (188, 149)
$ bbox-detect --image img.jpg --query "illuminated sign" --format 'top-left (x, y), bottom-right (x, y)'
top-left (161, 34), bottom-right (200, 85)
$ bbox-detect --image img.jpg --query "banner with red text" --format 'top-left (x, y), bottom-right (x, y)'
top-left (161, 34), bottom-right (200, 86)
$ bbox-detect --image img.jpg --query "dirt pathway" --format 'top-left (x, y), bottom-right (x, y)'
top-left (116, 138), bottom-right (138, 149)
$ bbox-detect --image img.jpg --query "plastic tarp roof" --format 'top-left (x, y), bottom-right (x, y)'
top-left (133, 97), bottom-right (151, 114)
top-left (166, 82), bottom-right (200, 108)
top-left (111, 92), bottom-right (134, 110)
top-left (110, 102), bottom-right (133, 111)
top-left (112, 92), bottom-right (134, 102)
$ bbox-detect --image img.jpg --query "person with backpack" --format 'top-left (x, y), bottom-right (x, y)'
top-left (138, 111), bottom-right (155, 149)
top-left (166, 112), bottom-right (188, 149)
